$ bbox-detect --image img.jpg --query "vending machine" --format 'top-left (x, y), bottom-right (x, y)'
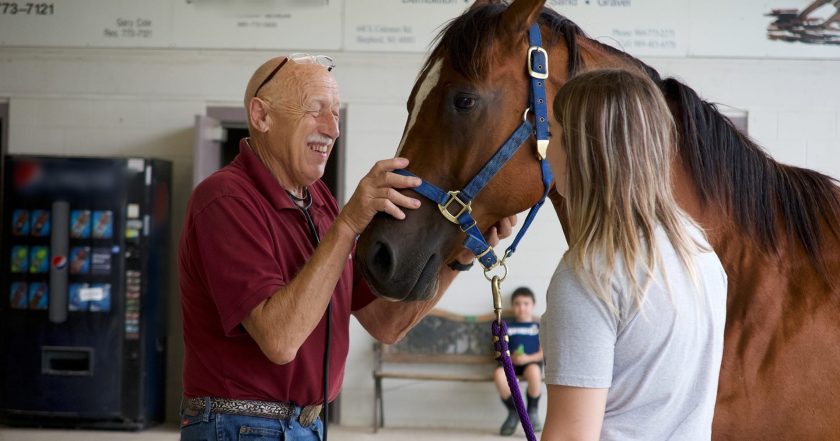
top-left (0, 155), bottom-right (171, 429)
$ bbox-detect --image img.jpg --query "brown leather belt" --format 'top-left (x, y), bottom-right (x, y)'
top-left (182, 397), bottom-right (323, 427)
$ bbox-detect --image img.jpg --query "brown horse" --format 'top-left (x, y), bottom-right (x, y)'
top-left (355, 0), bottom-right (840, 439)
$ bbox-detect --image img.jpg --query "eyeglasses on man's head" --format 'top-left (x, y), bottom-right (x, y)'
top-left (253, 53), bottom-right (335, 98)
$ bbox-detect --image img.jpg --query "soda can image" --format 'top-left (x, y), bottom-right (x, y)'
top-left (70, 210), bottom-right (91, 239)
top-left (12, 210), bottom-right (30, 236)
top-left (10, 282), bottom-right (28, 309)
top-left (89, 284), bottom-right (111, 312)
top-left (69, 246), bottom-right (91, 274)
top-left (28, 283), bottom-right (48, 310)
top-left (10, 246), bottom-right (28, 273)
top-left (29, 246), bottom-right (49, 274)
top-left (68, 283), bottom-right (89, 311)
top-left (92, 210), bottom-right (113, 239)
top-left (30, 209), bottom-right (51, 237)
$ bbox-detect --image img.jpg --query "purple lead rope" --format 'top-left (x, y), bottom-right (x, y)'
top-left (492, 320), bottom-right (538, 441)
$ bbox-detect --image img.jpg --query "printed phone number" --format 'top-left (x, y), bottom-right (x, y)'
top-left (0, 2), bottom-right (54, 15)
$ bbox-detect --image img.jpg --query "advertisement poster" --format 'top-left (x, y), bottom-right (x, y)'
top-left (172, 0), bottom-right (342, 50)
top-left (0, 0), bottom-right (171, 48)
top-left (547, 0), bottom-right (690, 57)
top-left (344, 0), bottom-right (469, 52)
top-left (689, 0), bottom-right (840, 58)
top-left (0, 0), bottom-right (340, 50)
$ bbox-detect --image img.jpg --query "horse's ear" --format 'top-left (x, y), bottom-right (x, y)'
top-left (500, 0), bottom-right (546, 36)
top-left (469, 0), bottom-right (500, 9)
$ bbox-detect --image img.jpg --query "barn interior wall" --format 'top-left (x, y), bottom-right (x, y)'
top-left (1, 44), bottom-right (838, 429)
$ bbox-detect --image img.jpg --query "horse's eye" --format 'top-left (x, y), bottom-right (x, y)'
top-left (454, 94), bottom-right (477, 112)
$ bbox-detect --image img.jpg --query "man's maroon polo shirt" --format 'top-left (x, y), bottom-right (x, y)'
top-left (179, 139), bottom-right (376, 405)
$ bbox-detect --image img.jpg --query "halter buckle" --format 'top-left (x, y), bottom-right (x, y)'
top-left (527, 46), bottom-right (549, 80)
top-left (438, 190), bottom-right (472, 225)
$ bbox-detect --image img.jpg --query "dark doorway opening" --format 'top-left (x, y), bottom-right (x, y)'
top-left (207, 109), bottom-right (345, 205)
top-left (0, 102), bottom-right (9, 241)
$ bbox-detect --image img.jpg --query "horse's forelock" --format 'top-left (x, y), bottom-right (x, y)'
top-left (426, 4), bottom-right (586, 81)
top-left (425, 4), bottom-right (506, 81)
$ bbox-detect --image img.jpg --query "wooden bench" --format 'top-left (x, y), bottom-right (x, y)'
top-left (371, 309), bottom-right (504, 432)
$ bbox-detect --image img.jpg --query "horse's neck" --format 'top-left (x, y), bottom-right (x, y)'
top-left (670, 157), bottom-right (817, 326)
top-left (542, 33), bottom-right (792, 289)
top-left (670, 156), bottom-right (751, 259)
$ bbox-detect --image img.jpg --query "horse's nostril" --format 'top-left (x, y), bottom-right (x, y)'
top-left (369, 241), bottom-right (395, 280)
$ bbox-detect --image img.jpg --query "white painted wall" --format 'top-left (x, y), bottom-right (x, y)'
top-left (2, 43), bottom-right (839, 431)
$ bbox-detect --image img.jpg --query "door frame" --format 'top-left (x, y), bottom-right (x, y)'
top-left (201, 106), bottom-right (347, 205)
top-left (0, 101), bottom-right (9, 240)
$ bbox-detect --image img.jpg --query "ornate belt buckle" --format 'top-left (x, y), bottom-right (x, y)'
top-left (299, 404), bottom-right (322, 427)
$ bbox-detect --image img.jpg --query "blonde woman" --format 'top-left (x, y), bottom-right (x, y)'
top-left (540, 69), bottom-right (727, 441)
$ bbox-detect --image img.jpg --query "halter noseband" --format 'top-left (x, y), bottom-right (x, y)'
top-left (395, 23), bottom-right (553, 272)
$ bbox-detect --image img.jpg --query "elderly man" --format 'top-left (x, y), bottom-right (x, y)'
top-left (178, 54), bottom-right (514, 440)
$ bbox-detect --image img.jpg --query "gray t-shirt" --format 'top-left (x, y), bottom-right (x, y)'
top-left (541, 224), bottom-right (727, 441)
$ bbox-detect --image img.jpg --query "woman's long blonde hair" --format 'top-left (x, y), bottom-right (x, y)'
top-left (553, 69), bottom-right (706, 315)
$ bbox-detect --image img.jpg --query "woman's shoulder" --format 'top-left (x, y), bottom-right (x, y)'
top-left (551, 254), bottom-right (620, 302)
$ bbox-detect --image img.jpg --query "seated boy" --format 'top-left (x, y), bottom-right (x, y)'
top-left (494, 286), bottom-right (543, 436)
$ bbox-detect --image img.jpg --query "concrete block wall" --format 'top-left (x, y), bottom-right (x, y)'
top-left (1, 44), bottom-right (839, 430)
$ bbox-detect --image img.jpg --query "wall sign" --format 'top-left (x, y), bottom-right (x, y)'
top-left (344, 0), bottom-right (470, 52)
top-left (0, 0), bottom-right (341, 50)
top-left (0, 0), bottom-right (837, 58)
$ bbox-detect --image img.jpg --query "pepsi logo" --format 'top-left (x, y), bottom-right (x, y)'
top-left (52, 256), bottom-right (67, 270)
top-left (12, 161), bottom-right (42, 189)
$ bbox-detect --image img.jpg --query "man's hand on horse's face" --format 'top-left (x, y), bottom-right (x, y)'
top-left (338, 157), bottom-right (422, 236)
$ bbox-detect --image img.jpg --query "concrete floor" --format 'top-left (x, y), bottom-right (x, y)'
top-left (0, 424), bottom-right (529, 440)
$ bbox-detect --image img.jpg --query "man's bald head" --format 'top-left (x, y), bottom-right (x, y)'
top-left (244, 56), bottom-right (287, 109)
top-left (242, 55), bottom-right (341, 191)
top-left (244, 57), bottom-right (339, 132)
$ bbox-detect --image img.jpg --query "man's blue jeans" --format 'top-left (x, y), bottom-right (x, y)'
top-left (180, 398), bottom-right (323, 441)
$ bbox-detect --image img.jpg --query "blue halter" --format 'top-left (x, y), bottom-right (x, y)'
top-left (395, 24), bottom-right (553, 272)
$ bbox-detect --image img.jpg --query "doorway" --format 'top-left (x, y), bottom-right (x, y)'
top-left (196, 106), bottom-right (346, 205)
top-left (0, 101), bottom-right (9, 240)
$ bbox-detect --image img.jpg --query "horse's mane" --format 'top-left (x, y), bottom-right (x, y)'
top-left (430, 3), bottom-right (840, 276)
top-left (662, 78), bottom-right (840, 274)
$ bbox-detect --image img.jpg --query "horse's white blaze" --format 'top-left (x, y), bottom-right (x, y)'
top-left (396, 58), bottom-right (443, 156)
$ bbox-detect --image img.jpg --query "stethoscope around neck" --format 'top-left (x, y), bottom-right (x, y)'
top-left (286, 187), bottom-right (333, 439)
top-left (286, 188), bottom-right (313, 211)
